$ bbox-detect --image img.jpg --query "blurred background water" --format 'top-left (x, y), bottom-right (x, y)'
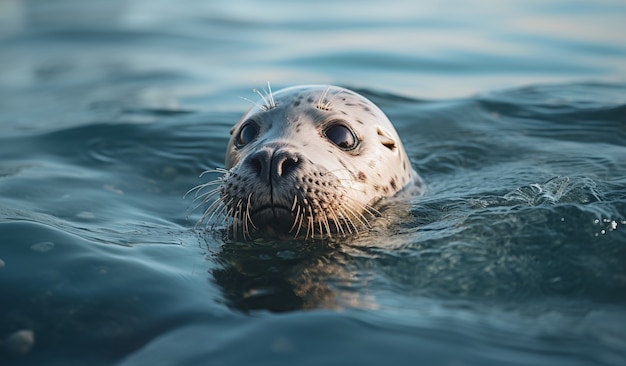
top-left (0, 0), bottom-right (625, 365)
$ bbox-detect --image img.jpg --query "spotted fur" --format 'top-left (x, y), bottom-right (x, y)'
top-left (189, 85), bottom-right (423, 240)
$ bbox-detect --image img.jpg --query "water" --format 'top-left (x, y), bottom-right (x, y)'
top-left (1, 0), bottom-right (625, 365)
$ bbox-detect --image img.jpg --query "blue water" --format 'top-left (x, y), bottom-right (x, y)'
top-left (1, 1), bottom-right (626, 365)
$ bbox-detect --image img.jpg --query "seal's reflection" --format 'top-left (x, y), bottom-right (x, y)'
top-left (212, 239), bottom-right (360, 312)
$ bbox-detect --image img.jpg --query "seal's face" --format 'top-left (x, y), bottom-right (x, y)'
top-left (195, 85), bottom-right (418, 240)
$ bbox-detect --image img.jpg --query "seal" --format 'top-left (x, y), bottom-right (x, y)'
top-left (190, 84), bottom-right (423, 240)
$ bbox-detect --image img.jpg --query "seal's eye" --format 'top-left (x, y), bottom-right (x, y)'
top-left (324, 124), bottom-right (358, 150)
top-left (236, 122), bottom-right (259, 147)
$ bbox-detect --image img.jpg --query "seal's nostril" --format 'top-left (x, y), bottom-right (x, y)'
top-left (246, 149), bottom-right (271, 180)
top-left (276, 156), bottom-right (299, 177)
top-left (249, 157), bottom-right (263, 177)
top-left (244, 149), bottom-right (299, 181)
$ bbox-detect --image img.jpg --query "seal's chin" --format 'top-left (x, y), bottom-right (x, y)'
top-left (251, 206), bottom-right (295, 234)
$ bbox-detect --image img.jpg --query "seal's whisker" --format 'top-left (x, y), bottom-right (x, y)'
top-left (339, 203), bottom-right (364, 234)
top-left (294, 205), bottom-right (306, 239)
top-left (289, 196), bottom-right (301, 233)
top-left (328, 208), bottom-right (345, 236)
top-left (346, 215), bottom-right (361, 235)
top-left (290, 195), bottom-right (299, 212)
top-left (266, 81), bottom-right (276, 110)
top-left (192, 195), bottom-right (220, 212)
top-left (307, 213), bottom-right (315, 240)
top-left (334, 206), bottom-right (355, 235)
top-left (196, 188), bottom-right (230, 223)
top-left (246, 192), bottom-right (257, 230)
top-left (192, 173), bottom-right (379, 239)
top-left (200, 168), bottom-right (229, 177)
top-left (232, 198), bottom-right (245, 241)
top-left (298, 205), bottom-right (307, 239)
top-left (185, 180), bottom-right (221, 199)
top-left (316, 86), bottom-right (332, 111)
top-left (302, 202), bottom-right (310, 240)
top-left (290, 205), bottom-right (300, 238)
top-left (325, 89), bottom-right (344, 110)
top-left (206, 201), bottom-right (228, 229)
top-left (303, 201), bottom-right (315, 240)
top-left (237, 199), bottom-right (245, 228)
top-left (194, 179), bottom-right (223, 189)
top-left (222, 202), bottom-right (234, 225)
top-left (253, 88), bottom-right (270, 110)
top-left (246, 193), bottom-right (258, 230)
top-left (193, 181), bottom-right (222, 194)
top-left (240, 82), bottom-right (279, 112)
top-left (185, 185), bottom-right (203, 199)
top-left (240, 96), bottom-right (270, 112)
top-left (317, 87), bottom-right (345, 111)
top-left (241, 204), bottom-right (250, 240)
top-left (185, 168), bottom-right (227, 200)
top-left (309, 199), bottom-right (329, 239)
top-left (242, 208), bottom-right (251, 241)
top-left (191, 197), bottom-right (213, 215)
top-left (289, 204), bottom-right (301, 235)
top-left (362, 203), bottom-right (382, 217)
top-left (345, 200), bottom-right (371, 228)
top-left (196, 195), bottom-right (223, 221)
top-left (197, 205), bottom-right (217, 230)
top-left (191, 186), bottom-right (221, 205)
top-left (238, 200), bottom-right (248, 240)
top-left (225, 198), bottom-right (238, 239)
top-left (214, 202), bottom-right (231, 228)
top-left (319, 207), bottom-right (333, 239)
top-left (194, 194), bottom-right (222, 229)
top-left (253, 82), bottom-right (278, 111)
top-left (317, 208), bottom-right (325, 239)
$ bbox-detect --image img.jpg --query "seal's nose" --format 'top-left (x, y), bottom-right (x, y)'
top-left (247, 148), bottom-right (301, 183)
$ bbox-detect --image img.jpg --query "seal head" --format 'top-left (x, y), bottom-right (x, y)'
top-left (193, 85), bottom-right (422, 240)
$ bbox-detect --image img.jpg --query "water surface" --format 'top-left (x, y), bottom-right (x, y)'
top-left (1, 1), bottom-right (625, 365)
